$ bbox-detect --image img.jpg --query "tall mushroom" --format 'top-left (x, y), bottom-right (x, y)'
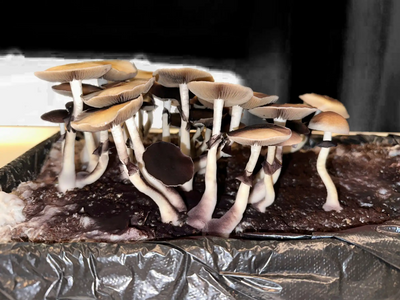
top-left (205, 123), bottom-right (291, 237)
top-left (34, 61), bottom-right (112, 192)
top-left (308, 111), bottom-right (350, 212)
top-left (83, 77), bottom-right (187, 212)
top-left (185, 81), bottom-right (253, 230)
top-left (153, 67), bottom-right (214, 157)
top-left (71, 96), bottom-right (181, 225)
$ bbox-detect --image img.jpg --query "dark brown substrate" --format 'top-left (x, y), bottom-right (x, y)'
top-left (10, 134), bottom-right (400, 242)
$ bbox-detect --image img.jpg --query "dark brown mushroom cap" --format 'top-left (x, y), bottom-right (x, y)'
top-left (153, 67), bottom-right (214, 87)
top-left (249, 103), bottom-right (318, 121)
top-left (227, 123), bottom-right (292, 146)
top-left (41, 109), bottom-right (70, 124)
top-left (99, 60), bottom-right (138, 81)
top-left (285, 120), bottom-right (310, 135)
top-left (149, 81), bottom-right (181, 101)
top-left (299, 93), bottom-right (350, 119)
top-left (143, 141), bottom-right (194, 187)
top-left (34, 62), bottom-right (112, 82)
top-left (82, 77), bottom-right (154, 108)
top-left (52, 83), bottom-right (103, 97)
top-left (187, 82), bottom-right (253, 107)
top-left (308, 111), bottom-right (350, 134)
top-left (71, 95), bottom-right (143, 132)
top-left (240, 92), bottom-right (279, 109)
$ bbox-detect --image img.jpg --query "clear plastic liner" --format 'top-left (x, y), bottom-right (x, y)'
top-left (0, 134), bottom-right (399, 299)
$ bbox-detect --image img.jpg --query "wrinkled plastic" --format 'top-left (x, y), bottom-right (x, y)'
top-left (0, 134), bottom-right (399, 299)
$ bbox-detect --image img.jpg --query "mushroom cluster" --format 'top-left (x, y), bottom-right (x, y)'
top-left (35, 59), bottom-right (350, 237)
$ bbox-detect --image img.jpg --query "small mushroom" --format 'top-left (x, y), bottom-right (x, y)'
top-left (35, 61), bottom-right (112, 192)
top-left (153, 67), bottom-right (214, 157)
top-left (40, 108), bottom-right (70, 154)
top-left (204, 123), bottom-right (291, 237)
top-left (250, 130), bottom-right (303, 211)
top-left (308, 111), bottom-right (350, 212)
top-left (229, 92), bottom-right (279, 132)
top-left (185, 81), bottom-right (253, 230)
top-left (71, 96), bottom-right (181, 225)
top-left (299, 93), bottom-right (350, 119)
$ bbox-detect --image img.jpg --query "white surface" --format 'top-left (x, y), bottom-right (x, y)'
top-left (0, 54), bottom-right (243, 127)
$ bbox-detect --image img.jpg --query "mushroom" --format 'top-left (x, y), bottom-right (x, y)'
top-left (139, 94), bottom-right (157, 139)
top-left (153, 67), bottom-right (214, 157)
top-left (250, 130), bottom-right (303, 212)
top-left (204, 123), bottom-right (291, 237)
top-left (40, 108), bottom-right (70, 154)
top-left (148, 81), bottom-right (182, 143)
top-left (52, 82), bottom-right (103, 172)
top-left (97, 59), bottom-right (138, 84)
top-left (185, 81), bottom-right (253, 230)
top-left (248, 103), bottom-right (317, 187)
top-left (229, 92), bottom-right (279, 132)
top-left (71, 96), bottom-right (181, 225)
top-left (299, 93), bottom-right (350, 119)
top-left (34, 61), bottom-right (112, 192)
top-left (308, 111), bottom-right (350, 212)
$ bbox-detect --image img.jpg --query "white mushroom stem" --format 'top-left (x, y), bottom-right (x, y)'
top-left (75, 130), bottom-right (110, 188)
top-left (253, 145), bottom-right (277, 212)
top-left (317, 131), bottom-right (343, 212)
top-left (143, 110), bottom-right (153, 138)
top-left (162, 100), bottom-right (171, 142)
top-left (59, 123), bottom-right (66, 155)
top-left (229, 105), bottom-right (243, 132)
top-left (187, 98), bottom-right (225, 230)
top-left (111, 124), bottom-right (181, 225)
top-left (205, 144), bottom-right (261, 237)
top-left (138, 110), bottom-right (144, 139)
top-left (179, 83), bottom-right (191, 156)
top-left (70, 79), bottom-right (98, 173)
top-left (57, 129), bottom-right (77, 193)
top-left (125, 116), bottom-right (187, 212)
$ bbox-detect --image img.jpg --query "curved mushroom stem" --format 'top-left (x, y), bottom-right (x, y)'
top-left (179, 83), bottom-right (191, 156)
top-left (253, 145), bottom-right (277, 212)
top-left (138, 110), bottom-right (144, 139)
top-left (75, 130), bottom-right (109, 189)
top-left (81, 132), bottom-right (98, 172)
top-left (125, 116), bottom-right (187, 212)
top-left (187, 98), bottom-right (224, 230)
top-left (162, 100), bottom-right (171, 142)
top-left (229, 105), bottom-right (243, 132)
top-left (111, 124), bottom-right (181, 225)
top-left (205, 144), bottom-right (261, 237)
top-left (57, 129), bottom-right (77, 193)
top-left (317, 131), bottom-right (343, 212)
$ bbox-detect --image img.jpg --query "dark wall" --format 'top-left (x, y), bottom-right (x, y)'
top-left (3, 0), bottom-right (398, 132)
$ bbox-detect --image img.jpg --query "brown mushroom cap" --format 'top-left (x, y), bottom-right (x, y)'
top-left (41, 109), bottom-right (70, 124)
top-left (275, 130), bottom-right (303, 146)
top-left (153, 67), bottom-right (214, 87)
top-left (52, 83), bottom-right (103, 97)
top-left (34, 62), bottom-right (112, 82)
top-left (240, 92), bottom-right (279, 110)
top-left (249, 103), bottom-right (318, 121)
top-left (135, 69), bottom-right (154, 80)
top-left (98, 60), bottom-right (138, 81)
top-left (143, 141), bottom-right (194, 186)
top-left (187, 82), bottom-right (253, 107)
top-left (227, 123), bottom-right (292, 146)
top-left (308, 111), bottom-right (350, 134)
top-left (299, 93), bottom-right (350, 119)
top-left (82, 77), bottom-right (154, 108)
top-left (71, 95), bottom-right (143, 132)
